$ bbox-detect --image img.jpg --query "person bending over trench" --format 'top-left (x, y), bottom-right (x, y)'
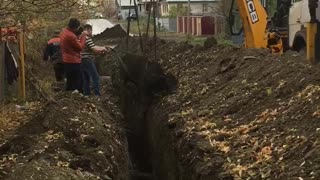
top-left (81, 24), bottom-right (109, 96)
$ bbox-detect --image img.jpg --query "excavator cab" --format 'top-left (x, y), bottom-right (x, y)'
top-left (229, 0), bottom-right (244, 36)
top-left (229, 0), bottom-right (244, 45)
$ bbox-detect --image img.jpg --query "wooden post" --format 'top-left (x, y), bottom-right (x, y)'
top-left (182, 17), bottom-right (185, 33)
top-left (146, 0), bottom-right (152, 37)
top-left (18, 30), bottom-right (26, 102)
top-left (197, 17), bottom-right (201, 36)
top-left (133, 0), bottom-right (144, 52)
top-left (153, 0), bottom-right (157, 60)
top-left (126, 0), bottom-right (133, 50)
top-left (176, 17), bottom-right (179, 33)
top-left (192, 17), bottom-right (195, 35)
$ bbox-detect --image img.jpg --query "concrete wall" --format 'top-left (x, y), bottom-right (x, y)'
top-left (159, 18), bottom-right (177, 32)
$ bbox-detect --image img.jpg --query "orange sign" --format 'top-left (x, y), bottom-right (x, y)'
top-left (1, 27), bottom-right (18, 43)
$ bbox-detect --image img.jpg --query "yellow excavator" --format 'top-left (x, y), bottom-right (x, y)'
top-left (229, 0), bottom-right (320, 64)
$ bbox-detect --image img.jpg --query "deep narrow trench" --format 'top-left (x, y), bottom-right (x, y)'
top-left (124, 85), bottom-right (154, 180)
top-left (113, 53), bottom-right (179, 180)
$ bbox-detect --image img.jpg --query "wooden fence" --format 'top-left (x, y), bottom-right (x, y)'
top-left (176, 16), bottom-right (225, 36)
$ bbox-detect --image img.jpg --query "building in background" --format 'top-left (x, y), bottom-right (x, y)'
top-left (115, 0), bottom-right (224, 36)
top-left (159, 0), bottom-right (220, 17)
top-left (137, 0), bottom-right (155, 16)
top-left (117, 0), bottom-right (157, 18)
top-left (158, 0), bottom-right (223, 35)
top-left (117, 0), bottom-right (136, 20)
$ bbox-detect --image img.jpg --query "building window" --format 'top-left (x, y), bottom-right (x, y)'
top-left (203, 3), bottom-right (208, 12)
top-left (161, 4), bottom-right (169, 15)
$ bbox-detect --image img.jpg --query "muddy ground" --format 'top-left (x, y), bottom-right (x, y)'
top-left (0, 78), bottom-right (129, 180)
top-left (149, 42), bottom-right (320, 179)
top-left (102, 36), bottom-right (320, 179)
top-left (3, 29), bottom-right (320, 180)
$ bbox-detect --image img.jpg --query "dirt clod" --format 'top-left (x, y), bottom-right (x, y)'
top-left (203, 36), bottom-right (217, 49)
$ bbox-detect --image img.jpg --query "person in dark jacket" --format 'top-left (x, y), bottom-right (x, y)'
top-left (43, 30), bottom-right (64, 84)
top-left (81, 24), bottom-right (109, 96)
top-left (60, 18), bottom-right (87, 92)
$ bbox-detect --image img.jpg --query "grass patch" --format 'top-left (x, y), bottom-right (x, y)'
top-left (118, 18), bottom-right (156, 35)
top-left (187, 37), bottom-right (207, 46)
top-left (215, 33), bottom-right (234, 45)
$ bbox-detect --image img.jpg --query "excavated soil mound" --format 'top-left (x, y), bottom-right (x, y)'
top-left (0, 91), bottom-right (128, 180)
top-left (144, 42), bottom-right (320, 179)
top-left (93, 24), bottom-right (127, 40)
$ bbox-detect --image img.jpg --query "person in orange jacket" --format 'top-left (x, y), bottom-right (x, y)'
top-left (43, 30), bottom-right (64, 81)
top-left (60, 18), bottom-right (87, 92)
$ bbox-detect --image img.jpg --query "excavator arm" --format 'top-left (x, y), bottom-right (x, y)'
top-left (229, 0), bottom-right (283, 53)
top-left (229, 0), bottom-right (269, 48)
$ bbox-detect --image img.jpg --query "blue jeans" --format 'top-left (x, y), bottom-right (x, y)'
top-left (81, 58), bottom-right (100, 96)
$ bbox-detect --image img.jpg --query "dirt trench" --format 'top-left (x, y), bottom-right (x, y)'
top-left (5, 36), bottom-right (318, 179)
top-left (109, 50), bottom-right (185, 180)
top-left (115, 53), bottom-right (223, 180)
top-left (101, 37), bottom-right (225, 180)
top-left (109, 36), bottom-right (320, 179)
top-left (92, 32), bottom-right (320, 179)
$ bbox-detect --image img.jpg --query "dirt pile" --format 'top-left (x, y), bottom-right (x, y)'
top-left (0, 91), bottom-right (128, 180)
top-left (203, 37), bottom-right (218, 49)
top-left (145, 42), bottom-right (320, 179)
top-left (93, 24), bottom-right (127, 40)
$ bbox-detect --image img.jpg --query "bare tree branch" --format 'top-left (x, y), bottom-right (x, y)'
top-left (210, 0), bottom-right (232, 18)
top-left (0, 0), bottom-right (100, 26)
